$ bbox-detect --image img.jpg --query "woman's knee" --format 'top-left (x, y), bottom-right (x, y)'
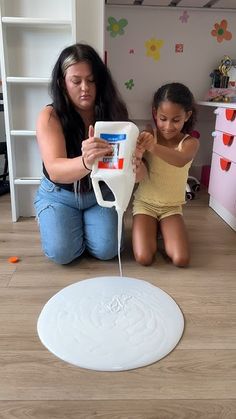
top-left (45, 252), bottom-right (73, 265)
top-left (36, 207), bottom-right (84, 264)
top-left (43, 242), bottom-right (85, 265)
top-left (89, 240), bottom-right (119, 261)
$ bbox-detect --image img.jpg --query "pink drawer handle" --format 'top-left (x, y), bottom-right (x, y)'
top-left (220, 158), bottom-right (231, 171)
top-left (225, 109), bottom-right (236, 121)
top-left (223, 133), bottom-right (234, 146)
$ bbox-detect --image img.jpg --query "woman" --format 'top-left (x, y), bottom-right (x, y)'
top-left (34, 43), bottom-right (129, 264)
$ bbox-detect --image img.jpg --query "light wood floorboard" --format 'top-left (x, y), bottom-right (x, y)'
top-left (0, 400), bottom-right (236, 419)
top-left (0, 191), bottom-right (236, 418)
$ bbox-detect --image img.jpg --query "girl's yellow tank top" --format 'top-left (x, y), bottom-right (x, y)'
top-left (134, 134), bottom-right (192, 206)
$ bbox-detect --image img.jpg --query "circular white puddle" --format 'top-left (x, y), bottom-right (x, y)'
top-left (37, 276), bottom-right (184, 371)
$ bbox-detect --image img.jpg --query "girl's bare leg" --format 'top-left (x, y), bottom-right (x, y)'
top-left (160, 214), bottom-right (190, 267)
top-left (132, 214), bottom-right (158, 266)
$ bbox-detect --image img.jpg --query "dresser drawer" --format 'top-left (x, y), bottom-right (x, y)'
top-left (208, 152), bottom-right (236, 216)
top-left (215, 107), bottom-right (236, 135)
top-left (212, 131), bottom-right (236, 163)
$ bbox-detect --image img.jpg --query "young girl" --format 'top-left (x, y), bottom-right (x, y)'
top-left (133, 82), bottom-right (199, 267)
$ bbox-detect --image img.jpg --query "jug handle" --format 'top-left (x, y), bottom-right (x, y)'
top-left (91, 178), bottom-right (115, 208)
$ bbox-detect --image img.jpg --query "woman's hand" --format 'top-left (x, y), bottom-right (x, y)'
top-left (81, 125), bottom-right (113, 169)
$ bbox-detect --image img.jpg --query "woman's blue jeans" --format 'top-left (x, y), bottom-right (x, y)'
top-left (34, 177), bottom-right (120, 265)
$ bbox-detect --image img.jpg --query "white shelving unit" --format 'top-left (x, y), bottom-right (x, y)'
top-left (0, 0), bottom-right (76, 221)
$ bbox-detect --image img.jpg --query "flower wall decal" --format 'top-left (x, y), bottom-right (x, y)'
top-left (125, 79), bottom-right (134, 90)
top-left (211, 19), bottom-right (232, 43)
top-left (107, 16), bottom-right (128, 38)
top-left (145, 38), bottom-right (164, 61)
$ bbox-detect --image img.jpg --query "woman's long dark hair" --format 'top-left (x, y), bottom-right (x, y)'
top-left (50, 43), bottom-right (128, 190)
top-left (50, 43), bottom-right (128, 157)
top-left (152, 82), bottom-right (197, 134)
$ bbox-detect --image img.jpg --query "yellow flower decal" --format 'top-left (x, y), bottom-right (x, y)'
top-left (211, 19), bottom-right (232, 43)
top-left (145, 38), bottom-right (164, 61)
top-left (107, 17), bottom-right (128, 38)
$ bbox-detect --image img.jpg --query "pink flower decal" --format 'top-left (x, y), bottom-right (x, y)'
top-left (211, 20), bottom-right (232, 43)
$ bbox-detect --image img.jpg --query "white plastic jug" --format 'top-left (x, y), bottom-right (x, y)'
top-left (91, 121), bottom-right (139, 213)
top-left (91, 121), bottom-right (139, 277)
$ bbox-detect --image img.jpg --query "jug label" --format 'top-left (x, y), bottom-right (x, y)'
top-left (97, 133), bottom-right (126, 169)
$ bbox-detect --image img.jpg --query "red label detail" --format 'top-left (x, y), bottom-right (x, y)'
top-left (98, 158), bottom-right (124, 169)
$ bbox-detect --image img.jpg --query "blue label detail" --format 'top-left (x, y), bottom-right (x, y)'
top-left (100, 133), bottom-right (126, 142)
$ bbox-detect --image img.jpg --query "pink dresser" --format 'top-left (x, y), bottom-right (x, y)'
top-left (208, 106), bottom-right (236, 231)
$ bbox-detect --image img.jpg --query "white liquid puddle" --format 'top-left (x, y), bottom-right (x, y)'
top-left (37, 182), bottom-right (184, 372)
top-left (37, 276), bottom-right (184, 371)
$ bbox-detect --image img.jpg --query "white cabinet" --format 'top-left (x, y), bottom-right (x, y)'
top-left (208, 106), bottom-right (236, 232)
top-left (0, 0), bottom-right (76, 221)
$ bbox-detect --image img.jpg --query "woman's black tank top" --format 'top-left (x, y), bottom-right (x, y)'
top-left (42, 105), bottom-right (85, 192)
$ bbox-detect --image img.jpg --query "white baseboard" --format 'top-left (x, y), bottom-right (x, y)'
top-left (209, 197), bottom-right (236, 232)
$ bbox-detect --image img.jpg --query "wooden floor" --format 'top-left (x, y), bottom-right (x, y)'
top-left (0, 189), bottom-right (236, 419)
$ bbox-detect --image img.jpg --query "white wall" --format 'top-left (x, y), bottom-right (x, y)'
top-left (105, 6), bottom-right (236, 119)
top-left (76, 0), bottom-right (104, 59)
top-left (105, 5), bottom-right (236, 168)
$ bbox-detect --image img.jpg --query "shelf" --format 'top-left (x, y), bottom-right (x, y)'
top-left (11, 130), bottom-right (36, 136)
top-left (14, 177), bottom-right (42, 185)
top-left (2, 17), bottom-right (71, 26)
top-left (0, 0), bottom-right (76, 220)
top-left (197, 101), bottom-right (236, 109)
top-left (7, 77), bottom-right (50, 84)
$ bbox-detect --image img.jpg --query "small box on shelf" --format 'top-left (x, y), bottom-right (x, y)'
top-left (204, 87), bottom-right (236, 104)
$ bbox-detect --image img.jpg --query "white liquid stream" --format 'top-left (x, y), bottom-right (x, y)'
top-left (117, 208), bottom-right (123, 277)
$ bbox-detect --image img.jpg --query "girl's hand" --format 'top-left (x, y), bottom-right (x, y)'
top-left (133, 139), bottom-right (145, 172)
top-left (133, 157), bottom-right (148, 182)
top-left (81, 125), bottom-right (113, 169)
top-left (137, 130), bottom-right (156, 153)
top-left (132, 146), bottom-right (148, 182)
